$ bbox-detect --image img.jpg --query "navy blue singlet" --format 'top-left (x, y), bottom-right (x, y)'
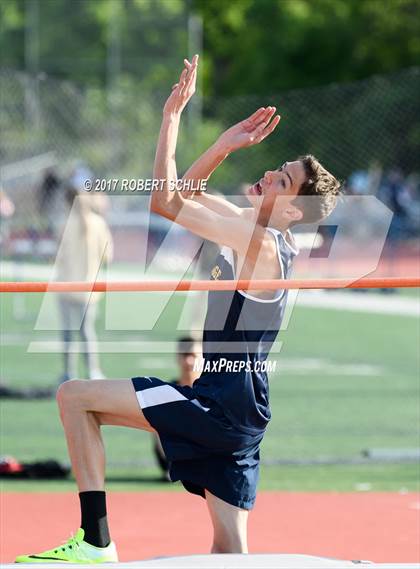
top-left (193, 227), bottom-right (299, 435)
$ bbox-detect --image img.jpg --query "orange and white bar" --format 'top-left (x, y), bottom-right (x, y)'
top-left (0, 276), bottom-right (419, 293)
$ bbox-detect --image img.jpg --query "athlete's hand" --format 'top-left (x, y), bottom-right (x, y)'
top-left (217, 107), bottom-right (281, 153)
top-left (163, 55), bottom-right (199, 118)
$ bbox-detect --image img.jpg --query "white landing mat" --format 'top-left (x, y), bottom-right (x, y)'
top-left (2, 553), bottom-right (418, 568)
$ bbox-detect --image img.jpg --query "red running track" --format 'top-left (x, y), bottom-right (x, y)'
top-left (1, 492), bottom-right (419, 563)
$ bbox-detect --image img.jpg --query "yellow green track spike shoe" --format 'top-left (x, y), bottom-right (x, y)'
top-left (15, 528), bottom-right (118, 564)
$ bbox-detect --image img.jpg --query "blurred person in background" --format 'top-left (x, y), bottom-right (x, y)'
top-left (56, 184), bottom-right (113, 384)
top-left (0, 187), bottom-right (15, 251)
top-left (153, 335), bottom-right (201, 480)
top-left (402, 173), bottom-right (420, 236)
top-left (38, 168), bottom-right (61, 237)
top-left (69, 161), bottom-right (94, 193)
top-left (378, 168), bottom-right (409, 241)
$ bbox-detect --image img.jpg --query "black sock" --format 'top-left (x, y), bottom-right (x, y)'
top-left (79, 491), bottom-right (111, 548)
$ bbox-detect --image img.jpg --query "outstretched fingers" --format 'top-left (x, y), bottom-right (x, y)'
top-left (175, 68), bottom-right (188, 93)
top-left (255, 113), bottom-right (281, 142)
top-left (244, 106), bottom-right (277, 132)
top-left (261, 106), bottom-right (277, 124)
top-left (247, 107), bottom-right (266, 123)
top-left (180, 54), bottom-right (198, 97)
top-left (183, 54), bottom-right (198, 69)
top-left (163, 55), bottom-right (199, 116)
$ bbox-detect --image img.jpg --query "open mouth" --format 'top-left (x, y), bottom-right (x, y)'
top-left (251, 181), bottom-right (263, 195)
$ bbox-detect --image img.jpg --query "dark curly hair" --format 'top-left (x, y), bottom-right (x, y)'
top-left (291, 154), bottom-right (341, 224)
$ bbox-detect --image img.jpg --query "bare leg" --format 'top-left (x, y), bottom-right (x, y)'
top-left (205, 489), bottom-right (249, 553)
top-left (57, 379), bottom-right (153, 492)
top-left (58, 380), bottom-right (249, 554)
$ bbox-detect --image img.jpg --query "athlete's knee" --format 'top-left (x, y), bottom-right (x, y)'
top-left (56, 379), bottom-right (88, 411)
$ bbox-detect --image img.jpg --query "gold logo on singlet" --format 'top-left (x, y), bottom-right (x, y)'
top-left (211, 265), bottom-right (222, 280)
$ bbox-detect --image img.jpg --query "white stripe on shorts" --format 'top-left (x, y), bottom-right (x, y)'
top-left (136, 384), bottom-right (210, 412)
top-left (136, 385), bottom-right (187, 409)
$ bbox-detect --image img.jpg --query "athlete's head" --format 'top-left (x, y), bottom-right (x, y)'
top-left (247, 155), bottom-right (341, 226)
top-left (176, 335), bottom-right (201, 385)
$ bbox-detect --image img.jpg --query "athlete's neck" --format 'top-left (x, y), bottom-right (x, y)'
top-left (243, 208), bottom-right (291, 235)
top-left (178, 372), bottom-right (195, 387)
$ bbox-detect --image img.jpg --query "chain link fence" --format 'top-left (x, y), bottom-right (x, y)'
top-left (1, 66), bottom-right (419, 239)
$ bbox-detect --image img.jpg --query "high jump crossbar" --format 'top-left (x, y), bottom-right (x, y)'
top-left (0, 277), bottom-right (419, 293)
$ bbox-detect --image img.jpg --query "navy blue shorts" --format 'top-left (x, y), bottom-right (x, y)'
top-left (131, 376), bottom-right (264, 510)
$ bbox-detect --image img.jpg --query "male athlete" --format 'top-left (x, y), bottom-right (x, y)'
top-left (16, 55), bottom-right (340, 563)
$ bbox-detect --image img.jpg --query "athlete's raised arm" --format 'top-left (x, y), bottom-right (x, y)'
top-left (151, 55), bottom-right (199, 212)
top-left (151, 57), bottom-right (279, 263)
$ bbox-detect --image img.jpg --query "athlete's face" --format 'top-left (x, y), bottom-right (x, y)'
top-left (177, 344), bottom-right (201, 374)
top-left (246, 160), bottom-right (307, 218)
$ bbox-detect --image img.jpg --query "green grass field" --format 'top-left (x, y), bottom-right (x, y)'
top-left (1, 280), bottom-right (419, 492)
